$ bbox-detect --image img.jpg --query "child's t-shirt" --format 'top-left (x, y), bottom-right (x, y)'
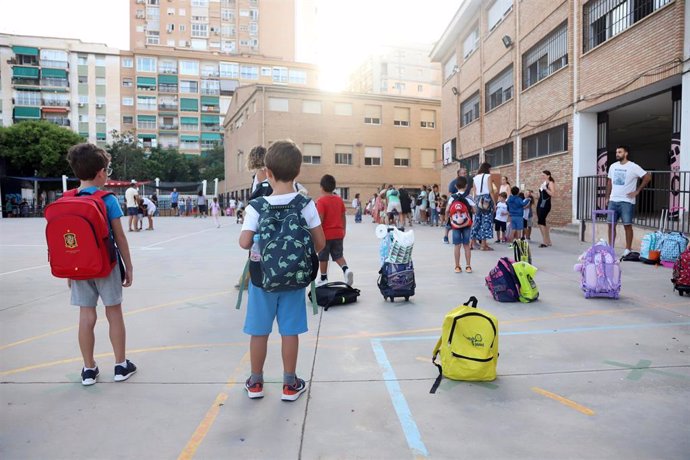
top-left (507, 195), bottom-right (529, 218)
top-left (316, 194), bottom-right (346, 240)
top-left (495, 201), bottom-right (508, 222)
top-left (79, 186), bottom-right (123, 226)
top-left (523, 197), bottom-right (533, 219)
top-left (210, 201), bottom-right (220, 214)
top-left (242, 192), bottom-right (320, 233)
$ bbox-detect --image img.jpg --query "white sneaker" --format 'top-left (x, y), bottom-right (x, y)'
top-left (345, 269), bottom-right (354, 286)
top-left (622, 249), bottom-right (631, 257)
top-left (316, 278), bottom-right (328, 287)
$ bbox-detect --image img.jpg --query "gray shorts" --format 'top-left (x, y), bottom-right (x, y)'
top-left (70, 264), bottom-right (123, 307)
top-left (318, 239), bottom-right (344, 262)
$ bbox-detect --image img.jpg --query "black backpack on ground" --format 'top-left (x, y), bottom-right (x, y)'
top-left (308, 282), bottom-right (360, 310)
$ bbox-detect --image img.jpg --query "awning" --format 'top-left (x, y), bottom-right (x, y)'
top-left (13, 106), bottom-right (41, 119)
top-left (138, 133), bottom-right (157, 140)
top-left (180, 135), bottom-right (199, 142)
top-left (13, 66), bottom-right (39, 78)
top-left (137, 115), bottom-right (156, 122)
top-left (158, 74), bottom-right (178, 84)
top-left (41, 68), bottom-right (67, 79)
top-left (201, 133), bottom-right (222, 141)
top-left (42, 107), bottom-right (68, 113)
top-left (96, 132), bottom-right (106, 138)
top-left (79, 132), bottom-right (89, 137)
top-left (12, 46), bottom-right (39, 56)
top-left (200, 96), bottom-right (219, 106)
top-left (201, 114), bottom-right (219, 124)
top-left (137, 76), bottom-right (157, 87)
top-left (181, 116), bottom-right (198, 124)
top-left (180, 98), bottom-right (199, 111)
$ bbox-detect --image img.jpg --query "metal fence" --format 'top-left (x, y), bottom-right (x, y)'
top-left (577, 171), bottom-right (690, 233)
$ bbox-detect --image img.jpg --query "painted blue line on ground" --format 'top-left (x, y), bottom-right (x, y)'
top-left (375, 321), bottom-right (690, 342)
top-left (371, 339), bottom-right (428, 458)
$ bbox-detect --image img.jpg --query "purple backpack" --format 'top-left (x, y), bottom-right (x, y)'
top-left (485, 257), bottom-right (520, 302)
top-left (575, 242), bottom-right (621, 299)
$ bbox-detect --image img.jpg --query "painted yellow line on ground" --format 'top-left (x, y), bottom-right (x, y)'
top-left (178, 352), bottom-right (250, 460)
top-left (0, 291), bottom-right (230, 351)
top-left (531, 387), bottom-right (595, 416)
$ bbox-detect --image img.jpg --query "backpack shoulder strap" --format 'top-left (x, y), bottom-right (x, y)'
top-left (248, 197), bottom-right (268, 213)
top-left (430, 336), bottom-right (444, 394)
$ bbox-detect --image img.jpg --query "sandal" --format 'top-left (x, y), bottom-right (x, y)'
top-left (454, 266), bottom-right (462, 273)
top-left (539, 244), bottom-right (549, 248)
top-left (465, 266), bottom-right (473, 273)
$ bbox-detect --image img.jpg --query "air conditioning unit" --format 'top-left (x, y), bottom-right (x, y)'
top-left (136, 12), bottom-right (145, 19)
top-left (136, 0), bottom-right (144, 3)
top-left (78, 103), bottom-right (85, 107)
top-left (96, 103), bottom-right (104, 108)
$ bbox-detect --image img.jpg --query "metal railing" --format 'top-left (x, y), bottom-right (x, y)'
top-left (577, 171), bottom-right (689, 233)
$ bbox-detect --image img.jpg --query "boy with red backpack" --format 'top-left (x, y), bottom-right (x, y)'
top-left (447, 177), bottom-right (475, 273)
top-left (45, 143), bottom-right (136, 386)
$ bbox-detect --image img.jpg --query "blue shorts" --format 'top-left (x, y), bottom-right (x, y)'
top-left (452, 227), bottom-right (471, 245)
top-left (510, 217), bottom-right (524, 231)
top-left (244, 283), bottom-right (308, 336)
top-left (608, 201), bottom-right (634, 225)
top-left (127, 207), bottom-right (138, 216)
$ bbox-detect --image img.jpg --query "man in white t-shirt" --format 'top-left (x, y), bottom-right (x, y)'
top-left (125, 181), bottom-right (140, 232)
top-left (606, 145), bottom-right (651, 255)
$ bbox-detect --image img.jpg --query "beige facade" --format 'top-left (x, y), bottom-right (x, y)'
top-left (348, 44), bottom-right (442, 100)
top-left (223, 85), bottom-right (442, 201)
top-left (431, 0), bottom-right (687, 226)
top-left (0, 34), bottom-right (121, 146)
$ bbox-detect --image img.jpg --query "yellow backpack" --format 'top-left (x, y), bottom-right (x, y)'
top-left (430, 296), bottom-right (499, 393)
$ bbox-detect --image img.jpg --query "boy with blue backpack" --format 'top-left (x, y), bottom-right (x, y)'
top-left (239, 140), bottom-right (326, 401)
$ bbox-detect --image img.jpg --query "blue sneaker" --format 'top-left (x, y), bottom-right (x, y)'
top-left (443, 236), bottom-right (449, 244)
top-left (81, 367), bottom-right (99, 386)
top-left (114, 360), bottom-right (137, 382)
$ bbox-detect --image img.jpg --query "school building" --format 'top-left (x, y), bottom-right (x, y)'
top-left (431, 0), bottom-right (689, 227)
top-left (222, 84), bottom-right (442, 201)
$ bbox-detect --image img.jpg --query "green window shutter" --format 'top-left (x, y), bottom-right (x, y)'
top-left (180, 98), bottom-right (199, 111)
top-left (181, 117), bottom-right (198, 124)
top-left (201, 133), bottom-right (222, 141)
top-left (13, 107), bottom-right (41, 119)
top-left (41, 68), bottom-right (68, 79)
top-left (137, 115), bottom-right (156, 122)
top-left (200, 96), bottom-right (220, 106)
top-left (13, 66), bottom-right (40, 78)
top-left (137, 76), bottom-right (157, 87)
top-left (158, 74), bottom-right (178, 84)
top-left (79, 132), bottom-right (89, 138)
top-left (12, 46), bottom-right (39, 56)
top-left (201, 114), bottom-right (219, 124)
top-left (138, 133), bottom-right (157, 140)
top-left (181, 135), bottom-right (199, 142)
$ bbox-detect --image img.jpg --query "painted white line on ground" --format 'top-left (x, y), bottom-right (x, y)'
top-left (0, 244), bottom-right (47, 248)
top-left (0, 264), bottom-right (49, 276)
top-left (144, 227), bottom-right (217, 248)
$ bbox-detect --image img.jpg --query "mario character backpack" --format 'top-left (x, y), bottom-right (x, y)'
top-left (448, 193), bottom-right (473, 229)
top-left (45, 189), bottom-right (117, 280)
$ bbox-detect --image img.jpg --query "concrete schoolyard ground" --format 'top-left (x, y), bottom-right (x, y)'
top-left (0, 215), bottom-right (688, 459)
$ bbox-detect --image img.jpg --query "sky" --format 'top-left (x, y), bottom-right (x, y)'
top-left (0, 0), bottom-right (461, 90)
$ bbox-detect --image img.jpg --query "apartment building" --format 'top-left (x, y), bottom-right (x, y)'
top-left (431, 0), bottom-right (688, 226)
top-left (129, 0), bottom-right (318, 62)
top-left (0, 34), bottom-right (121, 146)
top-left (348, 43), bottom-right (443, 100)
top-left (223, 84), bottom-right (441, 200)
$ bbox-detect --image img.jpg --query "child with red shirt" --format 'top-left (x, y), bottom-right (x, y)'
top-left (316, 174), bottom-right (354, 286)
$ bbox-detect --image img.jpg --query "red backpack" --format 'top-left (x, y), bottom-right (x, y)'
top-left (672, 246), bottom-right (690, 295)
top-left (45, 189), bottom-right (117, 280)
top-left (449, 194), bottom-right (473, 229)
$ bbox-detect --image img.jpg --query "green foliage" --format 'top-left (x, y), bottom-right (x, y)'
top-left (199, 144), bottom-right (225, 182)
top-left (0, 121), bottom-right (84, 177)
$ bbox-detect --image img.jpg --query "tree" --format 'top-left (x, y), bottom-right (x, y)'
top-left (0, 121), bottom-right (84, 177)
top-left (199, 144), bottom-right (225, 182)
top-left (145, 147), bottom-right (195, 182)
top-left (106, 130), bottom-right (147, 181)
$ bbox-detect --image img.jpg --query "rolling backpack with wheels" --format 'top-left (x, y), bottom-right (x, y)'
top-left (378, 261), bottom-right (415, 302)
top-left (672, 246), bottom-right (690, 296)
top-left (574, 210), bottom-right (621, 299)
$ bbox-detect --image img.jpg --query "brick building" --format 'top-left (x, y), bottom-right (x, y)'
top-left (431, 0), bottom-right (688, 226)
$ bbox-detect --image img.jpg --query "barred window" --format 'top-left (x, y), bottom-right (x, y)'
top-left (458, 154), bottom-right (480, 174)
top-left (485, 143), bottom-right (514, 167)
top-left (522, 22), bottom-right (568, 90)
top-left (485, 66), bottom-right (514, 111)
top-left (460, 92), bottom-right (480, 127)
top-left (522, 124), bottom-right (568, 160)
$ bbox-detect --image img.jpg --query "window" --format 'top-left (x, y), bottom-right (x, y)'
top-left (334, 102), bottom-right (352, 116)
top-left (421, 149), bottom-right (436, 169)
top-left (268, 97), bottom-right (288, 112)
top-left (137, 115), bottom-right (157, 130)
top-left (192, 23), bottom-right (209, 38)
top-left (488, 0), bottom-right (513, 30)
top-left (418, 84), bottom-right (424, 92)
top-left (240, 65), bottom-right (258, 80)
top-left (249, 23), bottom-right (258, 35)
top-left (180, 80), bottom-right (198, 93)
top-left (463, 27), bottom-right (479, 59)
top-left (137, 96), bottom-right (157, 110)
top-left (191, 0), bottom-right (208, 6)
top-left (167, 7), bottom-right (175, 15)
top-left (123, 115), bottom-right (134, 125)
top-left (201, 79), bottom-right (220, 95)
top-left (79, 95), bottom-right (89, 105)
top-left (121, 57), bottom-right (133, 68)
top-left (522, 22), bottom-right (568, 89)
top-left (221, 24), bottom-right (235, 36)
top-left (78, 55), bottom-right (88, 65)
top-left (420, 110), bottom-right (436, 128)
top-left (364, 147), bottom-right (382, 166)
top-left (302, 100), bottom-right (321, 114)
top-left (219, 62), bottom-right (239, 78)
top-left (485, 65), bottom-right (514, 111)
top-left (460, 92), bottom-right (480, 126)
top-left (159, 60), bottom-right (177, 73)
top-left (260, 67), bottom-right (272, 77)
top-left (522, 124), bottom-right (568, 159)
top-left (136, 56), bottom-right (156, 72)
top-left (122, 97), bottom-right (134, 106)
top-left (221, 8), bottom-right (234, 21)
top-left (335, 145), bottom-right (353, 165)
top-left (179, 8), bottom-right (185, 16)
top-left (302, 144), bottom-right (321, 165)
top-left (272, 67), bottom-right (288, 84)
top-left (393, 107), bottom-right (410, 127)
top-left (394, 148), bottom-right (410, 167)
top-left (180, 98), bottom-right (199, 112)
top-left (220, 79), bottom-right (239, 95)
top-left (95, 77), bottom-right (106, 86)
top-left (393, 82), bottom-right (406, 92)
top-left (181, 117), bottom-right (198, 130)
top-left (443, 54), bottom-right (457, 80)
top-left (364, 105), bottom-right (381, 125)
top-left (15, 91), bottom-right (41, 106)
top-left (249, 9), bottom-right (259, 20)
top-left (485, 143), bottom-right (514, 167)
top-left (78, 75), bottom-right (88, 84)
top-left (180, 60), bottom-right (199, 76)
top-left (221, 40), bottom-right (236, 53)
top-left (334, 188), bottom-right (349, 200)
top-left (201, 63), bottom-right (218, 77)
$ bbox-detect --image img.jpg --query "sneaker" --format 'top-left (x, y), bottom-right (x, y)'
top-left (443, 236), bottom-right (449, 244)
top-left (282, 377), bottom-right (307, 401)
top-left (81, 367), bottom-right (99, 386)
top-left (622, 248), bottom-right (631, 257)
top-left (113, 360), bottom-right (137, 382)
top-left (245, 378), bottom-right (264, 399)
top-left (345, 269), bottom-right (354, 286)
top-left (316, 278), bottom-right (329, 287)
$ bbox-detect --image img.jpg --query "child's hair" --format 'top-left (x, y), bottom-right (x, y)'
top-left (265, 140), bottom-right (301, 182)
top-left (518, 192), bottom-right (525, 199)
top-left (247, 145), bottom-right (267, 170)
top-left (66, 143), bottom-right (110, 180)
top-left (213, 197), bottom-right (218, 202)
top-left (499, 192), bottom-right (508, 199)
top-left (456, 176), bottom-right (468, 190)
top-left (320, 174), bottom-right (336, 193)
top-left (355, 193), bottom-right (360, 199)
top-left (510, 186), bottom-right (520, 195)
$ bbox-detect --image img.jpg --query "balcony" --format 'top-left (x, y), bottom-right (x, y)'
top-left (200, 88), bottom-right (220, 95)
top-left (137, 104), bottom-right (157, 111)
top-left (159, 124), bottom-right (179, 131)
top-left (201, 124), bottom-right (221, 132)
top-left (40, 78), bottom-right (69, 88)
top-left (159, 67), bottom-right (177, 74)
top-left (44, 117), bottom-right (71, 127)
top-left (158, 103), bottom-right (179, 110)
top-left (201, 106), bottom-right (220, 113)
top-left (42, 99), bottom-right (70, 107)
top-left (40, 60), bottom-right (69, 69)
top-left (158, 85), bottom-right (178, 93)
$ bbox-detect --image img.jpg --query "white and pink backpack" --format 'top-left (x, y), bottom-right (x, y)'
top-left (574, 211), bottom-right (621, 299)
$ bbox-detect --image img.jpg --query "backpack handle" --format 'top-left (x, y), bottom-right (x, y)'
top-left (464, 296), bottom-right (478, 309)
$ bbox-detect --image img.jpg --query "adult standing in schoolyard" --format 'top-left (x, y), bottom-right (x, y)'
top-left (196, 191), bottom-right (208, 218)
top-left (170, 188), bottom-right (179, 216)
top-left (536, 170), bottom-right (558, 248)
top-left (606, 145), bottom-right (652, 255)
top-left (470, 163), bottom-right (497, 251)
top-left (125, 180), bottom-right (139, 232)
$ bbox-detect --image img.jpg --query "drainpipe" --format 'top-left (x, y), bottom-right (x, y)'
top-left (515, 0), bottom-right (521, 186)
top-left (572, 0), bottom-right (580, 225)
top-left (261, 86), bottom-right (266, 147)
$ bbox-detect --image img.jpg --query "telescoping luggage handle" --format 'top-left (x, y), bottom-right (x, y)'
top-left (592, 210), bottom-right (615, 246)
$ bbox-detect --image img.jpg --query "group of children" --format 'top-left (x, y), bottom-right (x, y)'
top-left (494, 187), bottom-right (534, 245)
